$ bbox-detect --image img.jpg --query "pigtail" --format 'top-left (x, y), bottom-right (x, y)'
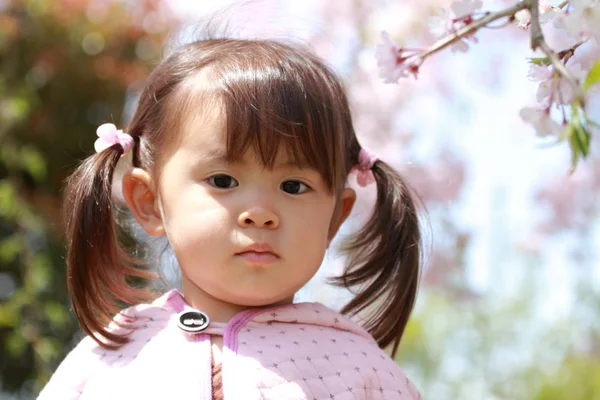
top-left (333, 160), bottom-right (421, 357)
top-left (63, 143), bottom-right (155, 349)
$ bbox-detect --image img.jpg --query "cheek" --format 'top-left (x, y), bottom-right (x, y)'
top-left (289, 201), bottom-right (335, 248)
top-left (160, 191), bottom-right (231, 250)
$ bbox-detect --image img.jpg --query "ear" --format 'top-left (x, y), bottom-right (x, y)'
top-left (122, 168), bottom-right (165, 236)
top-left (328, 188), bottom-right (356, 241)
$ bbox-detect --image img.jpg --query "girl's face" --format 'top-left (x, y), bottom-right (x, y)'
top-left (123, 101), bottom-right (355, 319)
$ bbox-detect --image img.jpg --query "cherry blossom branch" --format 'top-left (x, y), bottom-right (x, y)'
top-left (376, 0), bottom-right (598, 169)
top-left (419, 1), bottom-right (530, 62)
top-left (529, 0), bottom-right (581, 102)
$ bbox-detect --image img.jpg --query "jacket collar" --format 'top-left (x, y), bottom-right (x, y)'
top-left (142, 289), bottom-right (374, 341)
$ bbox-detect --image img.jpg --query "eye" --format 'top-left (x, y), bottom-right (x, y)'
top-left (281, 180), bottom-right (310, 194)
top-left (207, 175), bottom-right (238, 189)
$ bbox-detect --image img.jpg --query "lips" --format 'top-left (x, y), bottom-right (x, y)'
top-left (235, 243), bottom-right (279, 265)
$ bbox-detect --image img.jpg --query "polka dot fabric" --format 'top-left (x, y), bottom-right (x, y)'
top-left (38, 290), bottom-right (422, 400)
top-left (225, 305), bottom-right (421, 400)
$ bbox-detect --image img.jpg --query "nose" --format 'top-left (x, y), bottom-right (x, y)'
top-left (237, 207), bottom-right (280, 229)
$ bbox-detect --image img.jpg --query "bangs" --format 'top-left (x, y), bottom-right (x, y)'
top-left (212, 42), bottom-right (351, 191)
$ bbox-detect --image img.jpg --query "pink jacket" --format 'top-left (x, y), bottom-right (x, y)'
top-left (38, 289), bottom-right (422, 399)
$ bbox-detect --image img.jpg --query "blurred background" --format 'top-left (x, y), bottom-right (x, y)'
top-left (1, 0), bottom-right (600, 399)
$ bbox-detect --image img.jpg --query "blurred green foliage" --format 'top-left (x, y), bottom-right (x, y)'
top-left (532, 356), bottom-right (600, 400)
top-left (0, 0), bottom-right (169, 396)
top-left (395, 274), bottom-right (600, 399)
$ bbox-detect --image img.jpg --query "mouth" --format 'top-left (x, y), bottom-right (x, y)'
top-left (235, 243), bottom-right (280, 265)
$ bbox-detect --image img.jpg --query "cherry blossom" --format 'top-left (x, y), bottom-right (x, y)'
top-left (428, 9), bottom-right (472, 53)
top-left (558, 63), bottom-right (585, 103)
top-left (428, 0), bottom-right (482, 53)
top-left (375, 31), bottom-right (420, 83)
top-left (450, 0), bottom-right (483, 19)
top-left (514, 10), bottom-right (530, 29)
top-left (515, 0), bottom-right (560, 29)
top-left (528, 63), bottom-right (585, 106)
top-left (378, 0), bottom-right (600, 166)
top-left (519, 107), bottom-right (565, 137)
top-left (553, 0), bottom-right (600, 41)
top-left (527, 64), bottom-right (554, 107)
top-left (571, 40), bottom-right (600, 70)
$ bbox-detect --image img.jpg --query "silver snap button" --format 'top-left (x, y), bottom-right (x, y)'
top-left (177, 310), bottom-right (210, 333)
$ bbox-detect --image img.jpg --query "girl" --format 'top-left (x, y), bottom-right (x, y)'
top-left (38, 36), bottom-right (423, 399)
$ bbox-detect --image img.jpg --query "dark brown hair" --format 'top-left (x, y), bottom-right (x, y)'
top-left (64, 37), bottom-right (421, 356)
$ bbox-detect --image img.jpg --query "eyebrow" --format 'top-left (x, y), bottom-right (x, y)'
top-left (202, 148), bottom-right (229, 164)
top-left (201, 148), bottom-right (311, 169)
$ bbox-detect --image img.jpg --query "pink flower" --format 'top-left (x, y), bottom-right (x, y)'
top-left (515, 1), bottom-right (559, 29)
top-left (375, 31), bottom-right (419, 83)
top-left (571, 40), bottom-right (600, 70)
top-left (428, 8), bottom-right (452, 38)
top-left (528, 64), bottom-right (552, 81)
top-left (527, 63), bottom-right (585, 106)
top-left (558, 63), bottom-right (585, 103)
top-left (514, 9), bottom-right (530, 29)
top-left (527, 64), bottom-right (554, 107)
top-left (519, 107), bottom-right (564, 137)
top-left (553, 0), bottom-right (600, 41)
top-left (450, 0), bottom-right (483, 19)
top-left (428, 0), bottom-right (482, 53)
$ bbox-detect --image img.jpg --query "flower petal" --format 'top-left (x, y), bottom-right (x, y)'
top-left (94, 138), bottom-right (114, 153)
top-left (528, 64), bottom-right (551, 81)
top-left (96, 123), bottom-right (118, 142)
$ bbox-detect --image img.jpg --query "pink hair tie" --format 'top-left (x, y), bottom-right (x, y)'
top-left (94, 123), bottom-right (134, 155)
top-left (353, 147), bottom-right (379, 187)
